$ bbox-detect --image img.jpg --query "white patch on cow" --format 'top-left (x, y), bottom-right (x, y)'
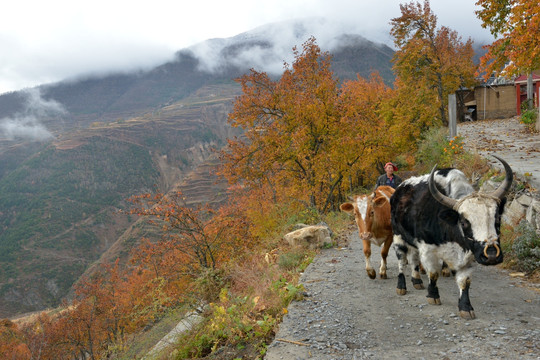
top-left (455, 266), bottom-right (474, 291)
top-left (356, 196), bottom-right (369, 221)
top-left (442, 170), bottom-right (474, 198)
top-left (365, 255), bottom-right (372, 271)
top-left (401, 170), bottom-right (474, 199)
top-left (458, 197), bottom-right (500, 245)
top-left (402, 174), bottom-right (429, 187)
top-left (417, 241), bottom-right (475, 272)
top-left (371, 236), bottom-right (386, 247)
top-left (393, 234), bottom-right (405, 246)
top-left (381, 192), bottom-right (390, 202)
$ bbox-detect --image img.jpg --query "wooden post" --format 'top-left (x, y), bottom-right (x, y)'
top-left (527, 73), bottom-right (533, 110)
top-left (448, 93), bottom-right (457, 138)
top-left (537, 101), bottom-right (540, 132)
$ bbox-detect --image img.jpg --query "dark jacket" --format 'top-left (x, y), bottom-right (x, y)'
top-left (375, 173), bottom-right (402, 190)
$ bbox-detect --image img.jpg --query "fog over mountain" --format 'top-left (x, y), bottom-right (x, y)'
top-left (188, 18), bottom-right (391, 75)
top-left (0, 89), bottom-right (65, 141)
top-left (1, 0), bottom-right (493, 94)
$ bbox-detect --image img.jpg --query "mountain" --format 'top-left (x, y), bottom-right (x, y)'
top-left (0, 20), bottom-right (395, 318)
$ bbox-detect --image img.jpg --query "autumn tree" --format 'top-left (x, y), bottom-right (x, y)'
top-left (390, 0), bottom-right (476, 126)
top-left (0, 319), bottom-right (30, 359)
top-left (128, 190), bottom-right (249, 272)
top-left (220, 37), bottom-right (397, 213)
top-left (18, 313), bottom-right (64, 360)
top-left (476, 0), bottom-right (540, 108)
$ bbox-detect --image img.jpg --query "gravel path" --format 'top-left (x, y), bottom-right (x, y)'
top-left (457, 117), bottom-right (540, 190)
top-left (265, 228), bottom-right (540, 360)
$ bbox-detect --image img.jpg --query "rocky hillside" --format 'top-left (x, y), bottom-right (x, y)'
top-left (0, 21), bottom-right (396, 318)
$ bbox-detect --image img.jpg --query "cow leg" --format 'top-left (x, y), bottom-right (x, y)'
top-left (362, 239), bottom-right (376, 279)
top-left (409, 250), bottom-right (424, 290)
top-left (456, 269), bottom-right (475, 319)
top-left (394, 235), bottom-right (408, 295)
top-left (379, 235), bottom-right (392, 279)
top-left (441, 261), bottom-right (452, 277)
top-left (426, 272), bottom-right (441, 305)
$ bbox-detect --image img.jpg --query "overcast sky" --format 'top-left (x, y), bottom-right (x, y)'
top-left (0, 0), bottom-right (493, 95)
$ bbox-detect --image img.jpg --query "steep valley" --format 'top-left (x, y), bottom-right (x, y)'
top-left (0, 23), bottom-right (396, 317)
top-left (0, 85), bottom-right (240, 317)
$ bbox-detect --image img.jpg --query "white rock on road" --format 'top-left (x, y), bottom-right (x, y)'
top-left (265, 229), bottom-right (540, 359)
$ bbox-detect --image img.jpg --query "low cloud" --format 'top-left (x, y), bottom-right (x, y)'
top-left (188, 17), bottom-right (391, 77)
top-left (0, 88), bottom-right (66, 141)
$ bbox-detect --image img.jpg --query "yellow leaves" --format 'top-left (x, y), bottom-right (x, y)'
top-left (391, 1), bottom-right (475, 125)
top-left (476, 0), bottom-right (540, 77)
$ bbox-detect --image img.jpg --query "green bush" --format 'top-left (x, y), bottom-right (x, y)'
top-left (520, 108), bottom-right (538, 125)
top-left (174, 289), bottom-right (278, 359)
top-left (512, 220), bottom-right (540, 273)
top-left (278, 250), bottom-right (306, 270)
top-left (415, 127), bottom-right (465, 170)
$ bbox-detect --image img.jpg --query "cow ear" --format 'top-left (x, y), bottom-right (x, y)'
top-left (340, 203), bottom-right (354, 213)
top-left (373, 197), bottom-right (386, 208)
top-left (438, 209), bottom-right (459, 225)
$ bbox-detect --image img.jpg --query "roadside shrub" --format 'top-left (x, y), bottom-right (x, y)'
top-left (520, 109), bottom-right (537, 125)
top-left (512, 220), bottom-right (540, 273)
top-left (285, 207), bottom-right (321, 229)
top-left (415, 126), bottom-right (489, 180)
top-left (520, 108), bottom-right (538, 132)
top-left (278, 250), bottom-right (305, 270)
top-left (277, 248), bottom-right (314, 272)
top-left (415, 127), bottom-right (466, 169)
top-left (174, 288), bottom-right (280, 359)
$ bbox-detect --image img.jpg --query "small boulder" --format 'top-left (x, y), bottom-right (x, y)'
top-left (283, 225), bottom-right (332, 249)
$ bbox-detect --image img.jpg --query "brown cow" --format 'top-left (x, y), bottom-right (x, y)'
top-left (340, 185), bottom-right (395, 279)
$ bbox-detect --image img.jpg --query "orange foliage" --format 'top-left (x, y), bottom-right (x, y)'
top-left (127, 190), bottom-right (250, 270)
top-left (220, 37), bottom-right (402, 213)
top-left (390, 0), bottom-right (476, 125)
top-left (476, 0), bottom-right (540, 77)
top-left (0, 319), bottom-right (30, 360)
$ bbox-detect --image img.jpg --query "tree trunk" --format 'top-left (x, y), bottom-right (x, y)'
top-left (527, 73), bottom-right (534, 110)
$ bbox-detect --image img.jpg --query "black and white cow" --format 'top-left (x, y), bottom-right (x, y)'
top-left (390, 156), bottom-right (512, 319)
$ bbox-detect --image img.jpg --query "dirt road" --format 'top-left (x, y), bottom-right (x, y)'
top-left (265, 228), bottom-right (540, 359)
top-left (457, 117), bottom-right (540, 190)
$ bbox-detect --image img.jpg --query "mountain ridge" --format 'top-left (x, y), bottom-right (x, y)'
top-left (0, 20), bottom-right (396, 318)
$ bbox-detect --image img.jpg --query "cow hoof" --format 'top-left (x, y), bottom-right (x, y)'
top-left (367, 269), bottom-right (376, 279)
top-left (442, 268), bottom-right (452, 277)
top-left (459, 310), bottom-right (476, 320)
top-left (396, 288), bottom-right (407, 295)
top-left (380, 273), bottom-right (387, 279)
top-left (412, 278), bottom-right (424, 290)
top-left (427, 297), bottom-right (441, 305)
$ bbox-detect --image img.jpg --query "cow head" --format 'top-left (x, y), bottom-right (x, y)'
top-left (340, 186), bottom-right (394, 241)
top-left (428, 156), bottom-right (512, 265)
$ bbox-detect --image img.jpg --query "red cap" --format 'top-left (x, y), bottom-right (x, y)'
top-left (385, 162), bottom-right (398, 171)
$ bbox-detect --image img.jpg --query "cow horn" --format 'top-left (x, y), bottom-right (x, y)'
top-left (489, 155), bottom-right (513, 200)
top-left (428, 164), bottom-right (458, 209)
